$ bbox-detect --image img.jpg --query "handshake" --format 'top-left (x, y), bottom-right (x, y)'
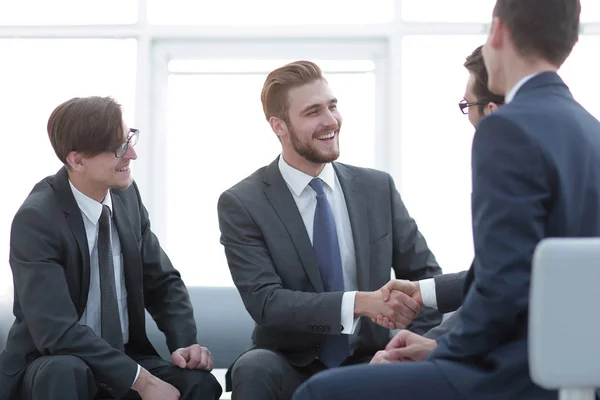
top-left (355, 280), bottom-right (424, 330)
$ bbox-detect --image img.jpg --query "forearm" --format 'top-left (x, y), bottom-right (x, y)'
top-left (242, 285), bottom-right (344, 334)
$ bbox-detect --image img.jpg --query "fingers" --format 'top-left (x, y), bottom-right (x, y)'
top-left (388, 291), bottom-right (421, 318)
top-left (179, 345), bottom-right (213, 370)
top-left (185, 345), bottom-right (201, 369)
top-left (383, 279), bottom-right (416, 297)
top-left (385, 329), bottom-right (412, 350)
top-left (171, 349), bottom-right (187, 369)
top-left (385, 347), bottom-right (418, 362)
top-left (195, 347), bottom-right (211, 371)
top-left (370, 350), bottom-right (392, 365)
top-left (206, 351), bottom-right (214, 372)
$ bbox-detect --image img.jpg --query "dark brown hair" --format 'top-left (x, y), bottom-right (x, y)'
top-left (47, 96), bottom-right (124, 165)
top-left (261, 60), bottom-right (325, 123)
top-left (464, 45), bottom-right (505, 113)
top-left (492, 0), bottom-right (580, 67)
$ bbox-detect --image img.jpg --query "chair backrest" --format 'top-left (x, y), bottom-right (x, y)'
top-left (0, 302), bottom-right (13, 352)
top-left (145, 285), bottom-right (254, 369)
top-left (530, 238), bottom-right (600, 397)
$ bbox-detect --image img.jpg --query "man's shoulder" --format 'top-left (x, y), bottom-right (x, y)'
top-left (334, 162), bottom-right (392, 186)
top-left (222, 165), bottom-right (269, 198)
top-left (18, 174), bottom-right (59, 213)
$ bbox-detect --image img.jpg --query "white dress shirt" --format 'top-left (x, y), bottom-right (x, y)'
top-left (505, 73), bottom-right (539, 104)
top-left (278, 156), bottom-right (360, 336)
top-left (69, 181), bottom-right (140, 383)
top-left (418, 73), bottom-right (543, 309)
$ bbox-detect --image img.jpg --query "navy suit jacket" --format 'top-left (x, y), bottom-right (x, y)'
top-left (429, 72), bottom-right (600, 398)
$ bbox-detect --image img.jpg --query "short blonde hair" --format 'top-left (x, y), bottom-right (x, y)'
top-left (261, 60), bottom-right (324, 123)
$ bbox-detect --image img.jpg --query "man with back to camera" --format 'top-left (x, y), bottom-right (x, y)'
top-left (368, 44), bottom-right (506, 360)
top-left (371, 45), bottom-right (506, 346)
top-left (217, 60), bottom-right (444, 399)
top-left (294, 0), bottom-right (600, 398)
top-left (0, 96), bottom-right (222, 400)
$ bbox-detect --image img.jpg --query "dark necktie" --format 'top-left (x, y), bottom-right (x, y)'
top-left (309, 178), bottom-right (350, 367)
top-left (98, 205), bottom-right (124, 352)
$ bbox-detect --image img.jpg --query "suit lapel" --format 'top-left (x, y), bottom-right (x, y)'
top-left (54, 167), bottom-right (91, 314)
top-left (263, 158), bottom-right (324, 292)
top-left (334, 163), bottom-right (370, 291)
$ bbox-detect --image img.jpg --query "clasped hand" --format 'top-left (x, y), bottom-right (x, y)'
top-left (371, 279), bottom-right (424, 330)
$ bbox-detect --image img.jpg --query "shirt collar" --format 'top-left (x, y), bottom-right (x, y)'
top-left (278, 155), bottom-right (336, 197)
top-left (505, 73), bottom-right (540, 104)
top-left (68, 180), bottom-right (113, 225)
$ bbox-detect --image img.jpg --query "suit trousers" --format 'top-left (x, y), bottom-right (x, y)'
top-left (21, 352), bottom-right (222, 400)
top-left (292, 360), bottom-right (461, 400)
top-left (230, 348), bottom-right (374, 400)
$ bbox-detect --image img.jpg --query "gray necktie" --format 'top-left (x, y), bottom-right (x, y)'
top-left (98, 205), bottom-right (124, 351)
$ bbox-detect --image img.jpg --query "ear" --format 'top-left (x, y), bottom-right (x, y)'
top-left (66, 151), bottom-right (86, 172)
top-left (269, 116), bottom-right (288, 140)
top-left (485, 102), bottom-right (500, 115)
top-left (489, 16), bottom-right (505, 50)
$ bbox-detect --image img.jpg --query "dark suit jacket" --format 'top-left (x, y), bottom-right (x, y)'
top-left (433, 270), bottom-right (467, 314)
top-left (429, 72), bottom-right (600, 398)
top-left (218, 158), bottom-right (443, 386)
top-left (0, 168), bottom-right (197, 400)
top-left (424, 310), bottom-right (461, 340)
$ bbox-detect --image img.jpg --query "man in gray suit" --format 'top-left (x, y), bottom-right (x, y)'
top-left (217, 60), bottom-right (443, 400)
top-left (370, 45), bottom-right (506, 361)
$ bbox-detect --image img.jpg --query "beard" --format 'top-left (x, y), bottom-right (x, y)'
top-left (288, 124), bottom-right (340, 164)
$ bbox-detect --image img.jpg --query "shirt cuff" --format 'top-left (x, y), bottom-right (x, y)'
top-left (419, 278), bottom-right (438, 309)
top-left (131, 364), bottom-right (141, 387)
top-left (341, 291), bottom-right (360, 334)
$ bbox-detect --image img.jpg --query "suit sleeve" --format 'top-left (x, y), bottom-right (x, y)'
top-left (388, 174), bottom-right (444, 334)
top-left (9, 206), bottom-right (138, 397)
top-left (434, 270), bottom-right (468, 313)
top-left (431, 115), bottom-right (550, 361)
top-left (424, 309), bottom-right (462, 340)
top-left (217, 190), bottom-right (344, 334)
top-left (133, 182), bottom-right (197, 352)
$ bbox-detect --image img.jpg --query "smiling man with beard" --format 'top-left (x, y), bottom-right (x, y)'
top-left (217, 60), bottom-right (443, 400)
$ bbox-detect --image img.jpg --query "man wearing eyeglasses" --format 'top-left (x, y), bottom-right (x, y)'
top-left (0, 96), bottom-right (222, 400)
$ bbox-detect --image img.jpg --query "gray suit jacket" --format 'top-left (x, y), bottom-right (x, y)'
top-left (217, 158), bottom-right (443, 371)
top-left (0, 168), bottom-right (197, 400)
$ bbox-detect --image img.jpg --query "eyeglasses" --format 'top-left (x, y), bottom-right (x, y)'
top-left (458, 99), bottom-right (491, 115)
top-left (110, 128), bottom-right (139, 158)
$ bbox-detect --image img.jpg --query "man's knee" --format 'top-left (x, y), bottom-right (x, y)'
top-left (25, 355), bottom-right (96, 399)
top-left (232, 349), bottom-right (286, 383)
top-left (184, 370), bottom-right (222, 400)
top-left (34, 355), bottom-right (93, 382)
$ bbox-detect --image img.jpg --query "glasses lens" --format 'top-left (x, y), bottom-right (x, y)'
top-left (129, 131), bottom-right (139, 147)
top-left (115, 142), bottom-right (127, 158)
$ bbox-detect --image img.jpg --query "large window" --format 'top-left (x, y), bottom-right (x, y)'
top-left (400, 35), bottom-right (485, 273)
top-left (0, 39), bottom-right (137, 303)
top-left (559, 36), bottom-right (600, 120)
top-left (0, 0), bottom-right (599, 298)
top-left (0, 0), bottom-right (138, 25)
top-left (159, 57), bottom-right (379, 286)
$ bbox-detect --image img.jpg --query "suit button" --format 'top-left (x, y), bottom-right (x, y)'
top-left (324, 326), bottom-right (330, 333)
top-left (307, 325), bottom-right (312, 331)
top-left (316, 344), bottom-right (321, 349)
top-left (319, 326), bottom-right (324, 332)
